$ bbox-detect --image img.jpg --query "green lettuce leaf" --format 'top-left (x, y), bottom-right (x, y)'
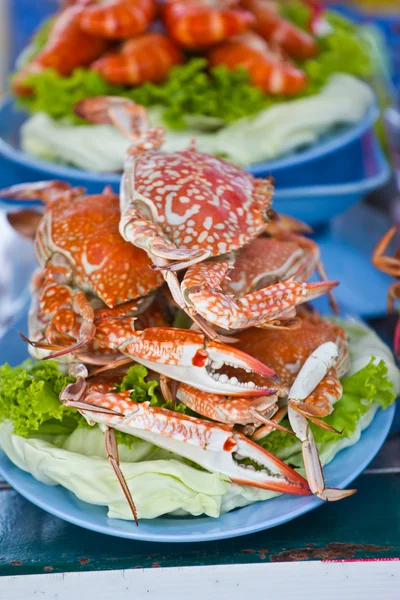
top-left (280, 0), bottom-right (312, 30)
top-left (0, 361), bottom-right (166, 444)
top-left (114, 364), bottom-right (186, 412)
top-left (302, 21), bottom-right (372, 97)
top-left (115, 364), bottom-right (159, 401)
top-left (15, 68), bottom-right (122, 123)
top-left (0, 360), bottom-right (80, 437)
top-left (259, 358), bottom-right (396, 460)
top-left (17, 59), bottom-right (271, 128)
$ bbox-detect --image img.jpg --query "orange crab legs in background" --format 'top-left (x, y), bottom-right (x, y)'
top-left (162, 0), bottom-right (255, 49)
top-left (12, 3), bottom-right (109, 96)
top-left (241, 0), bottom-right (318, 59)
top-left (91, 33), bottom-right (184, 86)
top-left (208, 32), bottom-right (307, 96)
top-left (77, 0), bottom-right (157, 39)
top-left (372, 226), bottom-right (400, 360)
top-left (0, 181), bottom-right (163, 361)
top-left (75, 97), bottom-right (336, 337)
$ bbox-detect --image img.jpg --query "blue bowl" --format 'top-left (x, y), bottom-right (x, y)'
top-left (0, 99), bottom-right (378, 184)
top-left (273, 131), bottom-right (390, 226)
top-left (246, 102), bottom-right (379, 178)
top-left (0, 100), bottom-right (387, 227)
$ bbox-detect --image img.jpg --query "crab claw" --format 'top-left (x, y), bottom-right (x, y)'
top-left (288, 342), bottom-right (356, 501)
top-left (115, 327), bottom-right (279, 396)
top-left (77, 391), bottom-right (310, 496)
top-left (75, 96), bottom-right (165, 152)
top-left (228, 434), bottom-right (309, 495)
top-left (299, 280), bottom-right (339, 303)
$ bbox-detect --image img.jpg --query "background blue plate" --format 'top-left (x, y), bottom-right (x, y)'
top-left (0, 310), bottom-right (395, 542)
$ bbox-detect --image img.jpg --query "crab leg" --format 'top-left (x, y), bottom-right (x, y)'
top-left (0, 180), bottom-right (75, 204)
top-left (372, 226), bottom-right (400, 278)
top-left (287, 342), bottom-right (356, 501)
top-left (104, 426), bottom-right (139, 526)
top-left (75, 97), bottom-right (211, 269)
top-left (277, 232), bottom-right (339, 314)
top-left (182, 263), bottom-right (338, 330)
top-left (251, 405), bottom-right (290, 440)
top-left (62, 384), bottom-right (310, 496)
top-left (177, 383), bottom-right (278, 425)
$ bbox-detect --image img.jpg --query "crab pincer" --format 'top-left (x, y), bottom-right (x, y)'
top-left (93, 321), bottom-right (280, 396)
top-left (287, 342), bottom-right (356, 502)
top-left (61, 383), bottom-right (311, 501)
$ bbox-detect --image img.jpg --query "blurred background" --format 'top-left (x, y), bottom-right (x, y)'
top-left (2, 1), bottom-right (399, 170)
top-left (2, 2), bottom-right (400, 91)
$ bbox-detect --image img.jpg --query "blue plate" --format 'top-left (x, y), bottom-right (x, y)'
top-left (0, 99), bottom-right (379, 193)
top-left (0, 310), bottom-right (395, 542)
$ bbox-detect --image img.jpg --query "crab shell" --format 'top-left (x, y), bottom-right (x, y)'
top-left (233, 314), bottom-right (350, 388)
top-left (36, 187), bottom-right (162, 307)
top-left (222, 235), bottom-right (319, 296)
top-left (127, 150), bottom-right (273, 256)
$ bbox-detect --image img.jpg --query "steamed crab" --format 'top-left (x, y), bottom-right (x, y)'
top-left (61, 372), bottom-right (312, 524)
top-left (1, 181), bottom-right (163, 362)
top-left (58, 309), bottom-right (355, 521)
top-left (172, 309), bottom-right (354, 502)
top-left (75, 97), bottom-right (336, 337)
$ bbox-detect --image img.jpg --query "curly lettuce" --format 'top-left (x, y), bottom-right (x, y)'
top-left (16, 60), bottom-right (271, 128)
top-left (0, 361), bottom-right (167, 444)
top-left (0, 360), bottom-right (78, 437)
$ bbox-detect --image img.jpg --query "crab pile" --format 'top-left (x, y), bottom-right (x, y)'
top-left (13, 0), bottom-right (325, 98)
top-left (3, 98), bottom-right (357, 524)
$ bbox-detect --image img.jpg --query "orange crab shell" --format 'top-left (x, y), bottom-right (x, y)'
top-left (134, 150), bottom-right (273, 256)
top-left (222, 235), bottom-right (317, 296)
top-left (233, 315), bottom-right (348, 387)
top-left (38, 188), bottom-right (163, 307)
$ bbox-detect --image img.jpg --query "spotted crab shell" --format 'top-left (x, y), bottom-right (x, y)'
top-left (38, 190), bottom-right (162, 307)
top-left (134, 149), bottom-right (273, 256)
top-left (233, 317), bottom-right (349, 387)
top-left (222, 236), bottom-right (311, 297)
